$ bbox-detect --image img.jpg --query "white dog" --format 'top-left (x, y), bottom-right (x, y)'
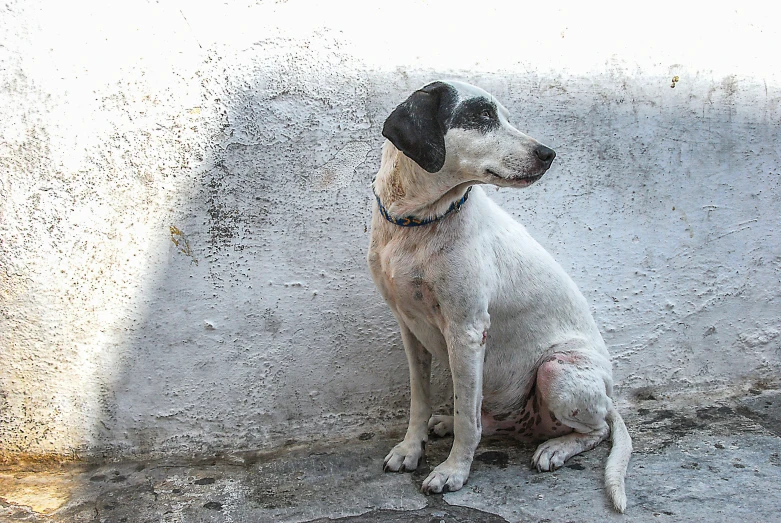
top-left (367, 81), bottom-right (632, 512)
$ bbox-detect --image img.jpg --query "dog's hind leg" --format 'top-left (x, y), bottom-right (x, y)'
top-left (530, 349), bottom-right (632, 512)
top-left (428, 415), bottom-right (454, 437)
top-left (384, 323), bottom-right (432, 472)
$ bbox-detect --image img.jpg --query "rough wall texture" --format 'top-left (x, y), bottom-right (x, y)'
top-left (1, 0), bottom-right (780, 460)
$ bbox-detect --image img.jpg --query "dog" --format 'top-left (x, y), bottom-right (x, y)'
top-left (367, 80), bottom-right (632, 512)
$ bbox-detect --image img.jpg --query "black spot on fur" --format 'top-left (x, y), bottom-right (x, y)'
top-left (448, 97), bottom-right (500, 134)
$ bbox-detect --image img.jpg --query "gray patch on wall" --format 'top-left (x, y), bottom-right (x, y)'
top-left (311, 141), bottom-right (372, 191)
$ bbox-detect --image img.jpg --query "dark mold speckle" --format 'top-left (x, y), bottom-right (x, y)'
top-left (195, 477), bottom-right (216, 485)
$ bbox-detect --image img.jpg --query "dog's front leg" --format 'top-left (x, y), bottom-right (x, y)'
top-left (384, 322), bottom-right (432, 472)
top-left (421, 318), bottom-right (488, 494)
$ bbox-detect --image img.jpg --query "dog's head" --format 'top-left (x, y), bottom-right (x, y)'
top-left (382, 80), bottom-right (555, 187)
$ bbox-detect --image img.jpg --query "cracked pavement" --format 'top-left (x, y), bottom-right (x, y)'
top-left (2, 389), bottom-right (780, 522)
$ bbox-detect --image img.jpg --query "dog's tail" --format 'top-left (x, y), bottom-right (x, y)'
top-left (604, 406), bottom-right (632, 513)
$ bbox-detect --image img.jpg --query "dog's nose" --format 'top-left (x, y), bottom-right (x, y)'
top-left (534, 145), bottom-right (556, 165)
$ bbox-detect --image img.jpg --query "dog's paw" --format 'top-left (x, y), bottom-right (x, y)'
top-left (420, 459), bottom-right (470, 494)
top-left (428, 415), bottom-right (454, 437)
top-left (383, 440), bottom-right (425, 472)
top-left (532, 438), bottom-right (574, 472)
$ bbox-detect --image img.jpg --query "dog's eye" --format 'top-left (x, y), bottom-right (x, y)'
top-left (480, 110), bottom-right (492, 119)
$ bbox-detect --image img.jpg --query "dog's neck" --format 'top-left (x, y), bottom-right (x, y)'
top-left (373, 142), bottom-right (473, 222)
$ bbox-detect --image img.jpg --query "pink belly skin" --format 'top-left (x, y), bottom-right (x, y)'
top-left (481, 389), bottom-right (573, 441)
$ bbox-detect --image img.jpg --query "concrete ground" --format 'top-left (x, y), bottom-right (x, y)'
top-left (2, 389), bottom-right (780, 523)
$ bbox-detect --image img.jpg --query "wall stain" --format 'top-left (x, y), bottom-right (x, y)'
top-left (169, 226), bottom-right (198, 265)
top-left (312, 141), bottom-right (371, 190)
top-left (675, 207), bottom-right (695, 238)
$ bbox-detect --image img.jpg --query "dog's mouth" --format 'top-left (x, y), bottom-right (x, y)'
top-left (515, 173), bottom-right (545, 184)
top-left (486, 170), bottom-right (545, 186)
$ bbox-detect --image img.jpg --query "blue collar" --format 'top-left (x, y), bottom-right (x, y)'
top-left (373, 186), bottom-right (472, 227)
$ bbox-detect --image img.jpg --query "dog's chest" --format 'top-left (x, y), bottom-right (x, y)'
top-left (369, 234), bottom-right (445, 325)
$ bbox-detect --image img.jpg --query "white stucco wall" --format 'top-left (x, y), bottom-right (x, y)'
top-left (1, 0), bottom-right (780, 460)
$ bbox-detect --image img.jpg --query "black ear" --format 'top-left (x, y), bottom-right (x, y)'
top-left (382, 82), bottom-right (456, 173)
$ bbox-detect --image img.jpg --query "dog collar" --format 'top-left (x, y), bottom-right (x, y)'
top-left (373, 186), bottom-right (472, 227)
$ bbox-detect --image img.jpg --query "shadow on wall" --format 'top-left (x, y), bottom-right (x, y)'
top-left (2, 35), bottom-right (780, 468)
top-left (97, 45), bottom-right (457, 459)
top-left (99, 47), bottom-right (781, 461)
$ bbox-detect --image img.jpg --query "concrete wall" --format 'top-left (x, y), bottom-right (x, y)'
top-left (1, 0), bottom-right (780, 460)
